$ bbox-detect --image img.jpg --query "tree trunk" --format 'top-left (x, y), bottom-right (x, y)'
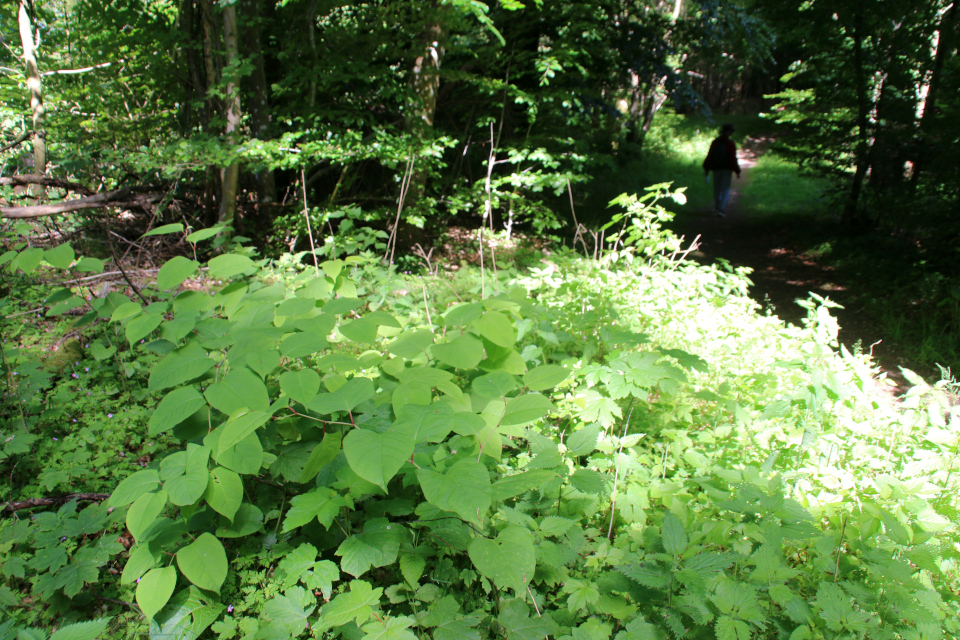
top-left (18, 0), bottom-right (45, 198)
top-left (910, 1), bottom-right (956, 187)
top-left (219, 3), bottom-right (241, 229)
top-left (405, 13), bottom-right (446, 205)
top-left (844, 13), bottom-right (871, 226)
top-left (242, 0), bottom-right (276, 208)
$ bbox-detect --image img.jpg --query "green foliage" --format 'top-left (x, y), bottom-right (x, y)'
top-left (3, 207), bottom-right (960, 640)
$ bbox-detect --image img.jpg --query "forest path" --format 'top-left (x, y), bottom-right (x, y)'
top-left (675, 136), bottom-right (915, 394)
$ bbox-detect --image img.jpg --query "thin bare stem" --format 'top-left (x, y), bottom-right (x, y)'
top-left (300, 169), bottom-right (320, 278)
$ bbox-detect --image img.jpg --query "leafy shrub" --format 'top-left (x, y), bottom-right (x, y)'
top-left (1, 193), bottom-right (959, 639)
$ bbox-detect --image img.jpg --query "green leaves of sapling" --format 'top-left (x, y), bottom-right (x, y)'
top-left (467, 526), bottom-right (535, 593)
top-left (417, 459), bottom-right (492, 524)
top-left (176, 533), bottom-right (228, 593)
top-left (137, 566), bottom-right (177, 620)
top-left (343, 424), bottom-right (414, 490)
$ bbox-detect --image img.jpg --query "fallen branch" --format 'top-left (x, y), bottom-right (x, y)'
top-left (0, 174), bottom-right (93, 195)
top-left (3, 492), bottom-right (110, 513)
top-left (0, 188), bottom-right (160, 219)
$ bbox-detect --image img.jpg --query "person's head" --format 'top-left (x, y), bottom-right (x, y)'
top-left (721, 123), bottom-right (736, 135)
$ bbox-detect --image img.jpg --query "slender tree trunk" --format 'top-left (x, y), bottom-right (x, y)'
top-left (911, 1), bottom-right (956, 187)
top-left (18, 0), bottom-right (45, 197)
top-left (219, 3), bottom-right (241, 228)
top-left (243, 0), bottom-right (276, 207)
top-left (844, 13), bottom-right (871, 226)
top-left (405, 13), bottom-right (446, 204)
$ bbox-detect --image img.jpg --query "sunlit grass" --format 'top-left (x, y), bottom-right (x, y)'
top-left (739, 153), bottom-right (832, 220)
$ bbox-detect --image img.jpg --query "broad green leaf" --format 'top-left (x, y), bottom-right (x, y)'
top-left (308, 377), bottom-right (374, 415)
top-left (322, 297), bottom-right (364, 315)
top-left (282, 487), bottom-right (346, 532)
top-left (399, 554), bottom-right (426, 586)
top-left (217, 411), bottom-right (271, 456)
top-left (203, 467), bottom-right (243, 521)
top-left (299, 431), bottom-right (343, 484)
top-left (246, 350), bottom-right (281, 378)
top-left (111, 301), bottom-right (142, 322)
top-left (343, 425), bottom-right (415, 490)
top-left (217, 503), bottom-right (264, 538)
top-left (662, 512), bottom-right (688, 556)
top-left (186, 225), bottom-right (225, 243)
top-left (204, 368), bottom-right (270, 415)
top-left (43, 243), bottom-right (75, 269)
top-left (207, 254), bottom-right (254, 279)
top-left (491, 470), bottom-right (556, 501)
top-left (142, 223), bottom-right (184, 238)
top-left (321, 580), bottom-right (383, 628)
top-left (479, 345), bottom-right (527, 375)
top-left (275, 297), bottom-right (317, 318)
top-left (498, 599), bottom-right (551, 640)
top-left (280, 368), bottom-right (321, 405)
top-left (717, 616), bottom-right (751, 640)
top-left (149, 586), bottom-right (225, 640)
top-left (395, 402), bottom-right (456, 443)
top-left (121, 545), bottom-right (158, 585)
top-left (468, 526), bottom-right (535, 593)
top-left (14, 247), bottom-right (43, 273)
top-left (360, 615), bottom-right (418, 640)
top-left (417, 460), bottom-right (491, 524)
top-left (206, 429), bottom-right (263, 474)
top-left (340, 317), bottom-right (379, 344)
top-left (127, 491), bottom-right (168, 541)
top-left (275, 543), bottom-right (319, 587)
top-left (387, 329), bottom-right (434, 359)
top-left (126, 312), bottom-right (163, 345)
top-left (431, 334), bottom-right (484, 369)
top-left (74, 256), bottom-right (105, 273)
top-left (164, 468), bottom-right (209, 507)
top-left (523, 365), bottom-right (569, 391)
top-left (566, 423), bottom-right (600, 457)
top-left (176, 533), bottom-right (227, 593)
top-left (472, 311), bottom-right (516, 347)
top-left (569, 468), bottom-right (606, 495)
top-left (110, 469), bottom-right (161, 507)
top-left (443, 302), bottom-right (484, 327)
top-left (149, 343), bottom-right (215, 390)
top-left (336, 519), bottom-right (403, 578)
top-left (262, 590), bottom-right (315, 632)
top-left (500, 393), bottom-right (555, 427)
top-left (149, 387), bottom-right (206, 436)
top-left (157, 257), bottom-right (200, 290)
top-left (49, 618), bottom-right (112, 640)
top-left (279, 331), bottom-right (328, 358)
top-left (137, 566), bottom-right (177, 620)
top-left (539, 516), bottom-right (575, 537)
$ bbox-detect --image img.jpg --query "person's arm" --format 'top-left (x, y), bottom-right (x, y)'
top-left (729, 140), bottom-right (742, 177)
top-left (703, 141), bottom-right (714, 175)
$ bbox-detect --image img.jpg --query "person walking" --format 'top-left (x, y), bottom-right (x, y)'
top-left (702, 123), bottom-right (741, 217)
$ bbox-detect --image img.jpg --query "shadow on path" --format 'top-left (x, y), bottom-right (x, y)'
top-left (674, 136), bottom-right (916, 394)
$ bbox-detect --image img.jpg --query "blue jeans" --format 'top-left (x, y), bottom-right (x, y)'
top-left (712, 170), bottom-right (733, 212)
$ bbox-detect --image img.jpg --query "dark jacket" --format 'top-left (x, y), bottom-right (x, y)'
top-left (703, 135), bottom-right (741, 175)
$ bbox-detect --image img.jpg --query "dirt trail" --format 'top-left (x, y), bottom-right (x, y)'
top-left (676, 136), bottom-right (914, 393)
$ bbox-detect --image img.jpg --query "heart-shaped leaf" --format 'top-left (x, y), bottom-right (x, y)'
top-left (136, 566), bottom-right (177, 620)
top-left (203, 467), bottom-right (243, 522)
top-left (417, 460), bottom-right (491, 523)
top-left (468, 526), bottom-right (535, 593)
top-left (148, 387), bottom-right (206, 436)
top-left (280, 368), bottom-right (321, 405)
top-left (343, 425), bottom-right (414, 490)
top-left (176, 533), bottom-right (227, 593)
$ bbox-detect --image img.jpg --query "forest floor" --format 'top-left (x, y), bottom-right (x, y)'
top-left (675, 136), bottom-right (923, 396)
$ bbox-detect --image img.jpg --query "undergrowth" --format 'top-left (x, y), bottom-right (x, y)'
top-left (1, 185), bottom-right (959, 640)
